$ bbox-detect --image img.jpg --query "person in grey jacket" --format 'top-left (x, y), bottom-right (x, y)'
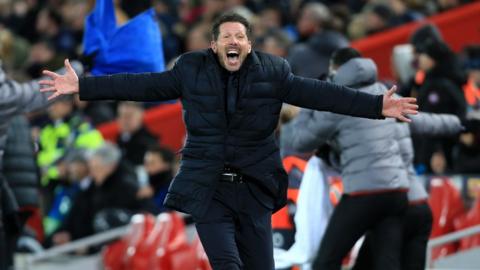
top-left (354, 113), bottom-right (463, 270)
top-left (281, 49), bottom-right (411, 270)
top-left (0, 60), bottom-right (82, 270)
top-left (2, 115), bottom-right (40, 268)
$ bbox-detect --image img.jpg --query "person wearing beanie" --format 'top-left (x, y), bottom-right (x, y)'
top-left (414, 39), bottom-right (466, 173)
top-left (398, 23), bottom-right (444, 98)
top-left (409, 23), bottom-right (443, 54)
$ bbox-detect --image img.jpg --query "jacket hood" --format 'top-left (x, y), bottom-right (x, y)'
top-left (332, 58), bottom-right (378, 88)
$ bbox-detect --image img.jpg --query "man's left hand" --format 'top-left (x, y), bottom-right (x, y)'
top-left (382, 85), bottom-right (418, 122)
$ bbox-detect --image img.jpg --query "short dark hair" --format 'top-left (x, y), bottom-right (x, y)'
top-left (331, 47), bottom-right (362, 67)
top-left (211, 12), bottom-right (252, 41)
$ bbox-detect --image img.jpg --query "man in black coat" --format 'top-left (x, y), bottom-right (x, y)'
top-left (39, 13), bottom-right (417, 270)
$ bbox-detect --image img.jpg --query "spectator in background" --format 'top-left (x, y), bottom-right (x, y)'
top-left (399, 23), bottom-right (444, 97)
top-left (73, 94), bottom-right (115, 126)
top-left (430, 147), bottom-right (449, 175)
top-left (252, 4), bottom-right (290, 38)
top-left (154, 0), bottom-right (182, 63)
top-left (295, 2), bottom-right (331, 42)
top-left (327, 4), bottom-right (352, 35)
top-left (288, 3), bottom-right (348, 78)
top-left (185, 23), bottom-right (211, 52)
top-left (388, 0), bottom-right (425, 26)
top-left (462, 45), bottom-right (480, 116)
top-left (137, 145), bottom-right (176, 212)
top-left (36, 95), bottom-right (103, 190)
top-left (26, 39), bottom-right (64, 78)
top-left (0, 0), bottom-right (42, 43)
top-left (35, 7), bottom-right (76, 57)
top-left (455, 45), bottom-right (480, 173)
top-left (59, 0), bottom-right (88, 46)
top-left (43, 150), bottom-right (91, 238)
top-left (415, 39), bottom-right (466, 172)
top-left (52, 143), bottom-right (151, 245)
top-left (0, 27), bottom-right (31, 75)
top-left (364, 4), bottom-right (394, 35)
top-left (116, 101), bottom-right (158, 167)
top-left (255, 29), bottom-right (291, 57)
top-left (201, 0), bottom-right (227, 25)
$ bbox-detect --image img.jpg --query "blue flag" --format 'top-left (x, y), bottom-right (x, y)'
top-left (83, 0), bottom-right (165, 75)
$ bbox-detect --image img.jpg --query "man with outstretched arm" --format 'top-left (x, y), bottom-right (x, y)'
top-left (40, 13), bottom-right (417, 270)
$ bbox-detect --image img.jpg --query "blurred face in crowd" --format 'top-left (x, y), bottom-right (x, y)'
top-left (204, 0), bottom-right (226, 18)
top-left (68, 160), bottom-right (89, 182)
top-left (211, 22), bottom-right (252, 72)
top-left (47, 100), bottom-right (73, 120)
top-left (260, 8), bottom-right (282, 30)
top-left (418, 53), bottom-right (435, 72)
top-left (431, 150), bottom-right (447, 174)
top-left (260, 36), bottom-right (287, 57)
top-left (365, 11), bottom-right (387, 34)
top-left (144, 151), bottom-right (171, 175)
top-left (186, 25), bottom-right (211, 52)
top-left (61, 1), bottom-right (88, 31)
top-left (36, 8), bottom-right (59, 36)
top-left (117, 103), bottom-right (144, 134)
top-left (297, 8), bottom-right (320, 38)
top-left (88, 156), bottom-right (116, 186)
top-left (29, 41), bottom-right (55, 63)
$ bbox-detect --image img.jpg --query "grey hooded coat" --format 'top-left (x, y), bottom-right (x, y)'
top-left (282, 58), bottom-right (408, 193)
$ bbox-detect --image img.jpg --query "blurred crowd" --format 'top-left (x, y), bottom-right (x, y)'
top-left (0, 0), bottom-right (473, 78)
top-left (0, 0), bottom-right (479, 266)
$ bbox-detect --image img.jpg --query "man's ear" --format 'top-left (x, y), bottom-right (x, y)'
top-left (211, 41), bottom-right (217, 53)
top-left (248, 40), bottom-right (252, 53)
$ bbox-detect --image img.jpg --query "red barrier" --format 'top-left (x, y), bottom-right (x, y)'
top-left (352, 1), bottom-right (480, 80)
top-left (428, 177), bottom-right (466, 260)
top-left (103, 213), bottom-right (211, 270)
top-left (455, 197), bottom-right (480, 251)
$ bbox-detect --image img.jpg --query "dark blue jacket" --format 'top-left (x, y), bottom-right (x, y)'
top-left (79, 49), bottom-right (383, 218)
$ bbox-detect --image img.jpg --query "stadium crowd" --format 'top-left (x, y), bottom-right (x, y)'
top-left (0, 0), bottom-right (479, 269)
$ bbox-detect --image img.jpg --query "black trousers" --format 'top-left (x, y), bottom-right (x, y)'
top-left (194, 179), bottom-right (273, 270)
top-left (313, 191), bottom-right (408, 270)
top-left (354, 202), bottom-right (433, 270)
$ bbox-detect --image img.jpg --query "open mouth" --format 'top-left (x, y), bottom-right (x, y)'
top-left (226, 50), bottom-right (240, 66)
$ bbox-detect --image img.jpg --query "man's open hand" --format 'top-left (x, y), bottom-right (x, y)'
top-left (382, 85), bottom-right (418, 122)
top-left (39, 59), bottom-right (80, 100)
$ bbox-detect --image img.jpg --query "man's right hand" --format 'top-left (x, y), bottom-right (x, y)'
top-left (39, 59), bottom-right (79, 100)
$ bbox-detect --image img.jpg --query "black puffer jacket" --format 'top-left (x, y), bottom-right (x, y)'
top-left (79, 49), bottom-right (383, 218)
top-left (2, 116), bottom-right (39, 208)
